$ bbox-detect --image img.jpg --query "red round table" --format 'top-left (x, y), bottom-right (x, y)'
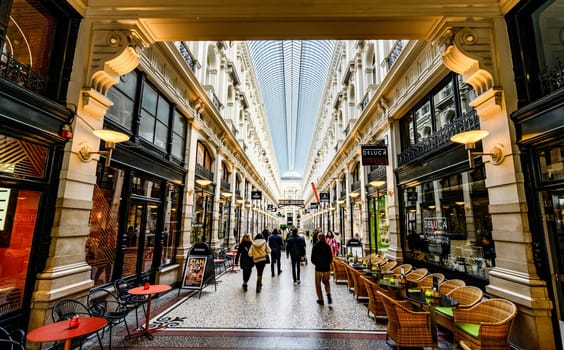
top-left (27, 317), bottom-right (107, 350)
top-left (226, 250), bottom-right (239, 272)
top-left (128, 284), bottom-right (172, 339)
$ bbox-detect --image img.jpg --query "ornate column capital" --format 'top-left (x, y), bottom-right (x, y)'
top-left (437, 23), bottom-right (498, 96)
top-left (87, 23), bottom-right (150, 95)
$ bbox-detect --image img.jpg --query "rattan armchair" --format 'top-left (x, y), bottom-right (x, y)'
top-left (331, 259), bottom-right (348, 284)
top-left (392, 263), bottom-right (413, 275)
top-left (440, 279), bottom-right (466, 294)
top-left (343, 263), bottom-right (355, 293)
top-left (417, 273), bottom-right (445, 289)
top-left (378, 290), bottom-right (434, 348)
top-left (406, 268), bottom-right (428, 282)
top-left (453, 298), bottom-right (518, 350)
top-left (363, 276), bottom-right (401, 319)
top-left (349, 267), bottom-right (369, 301)
top-left (435, 286), bottom-right (483, 332)
top-left (380, 260), bottom-right (397, 271)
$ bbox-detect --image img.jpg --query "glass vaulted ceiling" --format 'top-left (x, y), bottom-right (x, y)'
top-left (248, 40), bottom-right (335, 180)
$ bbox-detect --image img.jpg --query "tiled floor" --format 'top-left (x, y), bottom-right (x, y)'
top-left (81, 252), bottom-right (454, 349)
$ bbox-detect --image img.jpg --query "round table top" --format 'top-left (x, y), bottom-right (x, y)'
top-left (27, 317), bottom-right (107, 343)
top-left (128, 284), bottom-right (172, 295)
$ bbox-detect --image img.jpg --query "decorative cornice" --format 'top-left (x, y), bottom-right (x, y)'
top-left (439, 25), bottom-right (497, 96)
top-left (88, 24), bottom-right (150, 95)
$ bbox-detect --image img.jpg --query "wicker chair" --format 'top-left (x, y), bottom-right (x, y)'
top-left (363, 276), bottom-right (401, 319)
top-left (453, 298), bottom-right (518, 350)
top-left (380, 260), bottom-right (397, 271)
top-left (343, 263), bottom-right (355, 292)
top-left (406, 268), bottom-right (428, 282)
top-left (391, 263), bottom-right (412, 275)
top-left (378, 290), bottom-right (434, 348)
top-left (331, 259), bottom-right (348, 284)
top-left (417, 273), bottom-right (445, 289)
top-left (349, 267), bottom-right (369, 301)
top-left (440, 279), bottom-right (466, 294)
top-left (435, 286), bottom-right (483, 332)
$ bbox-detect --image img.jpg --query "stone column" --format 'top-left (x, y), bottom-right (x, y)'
top-left (438, 19), bottom-right (556, 349)
top-left (28, 21), bottom-right (149, 340)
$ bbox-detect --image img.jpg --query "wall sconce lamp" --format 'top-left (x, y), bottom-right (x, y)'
top-left (349, 192), bottom-right (360, 199)
top-left (78, 130), bottom-right (129, 167)
top-left (336, 199), bottom-right (345, 205)
top-left (195, 178), bottom-right (212, 187)
top-left (369, 180), bottom-right (386, 188)
top-left (222, 191), bottom-right (233, 198)
top-left (450, 130), bottom-right (503, 168)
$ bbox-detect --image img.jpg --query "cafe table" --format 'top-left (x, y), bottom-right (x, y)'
top-left (128, 284), bottom-right (172, 339)
top-left (226, 249), bottom-right (239, 272)
top-left (405, 290), bottom-right (459, 349)
top-left (27, 317), bottom-right (107, 350)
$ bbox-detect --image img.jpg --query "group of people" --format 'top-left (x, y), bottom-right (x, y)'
top-left (234, 227), bottom-right (339, 305)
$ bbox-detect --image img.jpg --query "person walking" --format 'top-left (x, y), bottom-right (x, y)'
top-left (248, 233), bottom-right (271, 292)
top-left (326, 231), bottom-right (339, 257)
top-left (311, 232), bottom-right (333, 305)
top-left (268, 228), bottom-right (284, 276)
top-left (234, 233), bottom-right (254, 291)
top-left (286, 227), bottom-right (306, 285)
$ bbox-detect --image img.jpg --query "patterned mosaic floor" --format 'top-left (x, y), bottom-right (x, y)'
top-left (82, 251), bottom-right (454, 349)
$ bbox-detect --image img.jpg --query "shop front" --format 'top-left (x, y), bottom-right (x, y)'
top-left (395, 73), bottom-right (492, 288)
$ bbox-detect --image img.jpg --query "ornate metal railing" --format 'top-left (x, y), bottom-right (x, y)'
top-left (195, 163), bottom-right (214, 182)
top-left (360, 93), bottom-right (370, 111)
top-left (0, 51), bottom-right (47, 94)
top-left (221, 179), bottom-right (231, 190)
top-left (384, 40), bottom-right (404, 70)
top-left (397, 109), bottom-right (480, 165)
top-left (177, 42), bottom-right (196, 72)
top-left (367, 166), bottom-right (386, 181)
top-left (540, 58), bottom-right (564, 96)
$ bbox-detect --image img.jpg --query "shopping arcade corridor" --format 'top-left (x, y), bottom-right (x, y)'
top-left (82, 253), bottom-right (453, 349)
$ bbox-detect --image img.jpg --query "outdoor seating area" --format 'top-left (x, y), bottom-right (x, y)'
top-left (333, 255), bottom-right (519, 349)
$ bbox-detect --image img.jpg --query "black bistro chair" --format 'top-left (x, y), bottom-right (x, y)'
top-left (51, 298), bottom-right (104, 349)
top-left (0, 326), bottom-right (25, 350)
top-left (88, 287), bottom-right (132, 349)
top-left (114, 278), bottom-right (147, 328)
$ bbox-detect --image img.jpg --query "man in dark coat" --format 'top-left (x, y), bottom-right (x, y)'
top-left (286, 227), bottom-right (306, 285)
top-left (268, 228), bottom-right (284, 276)
top-left (311, 232), bottom-right (333, 305)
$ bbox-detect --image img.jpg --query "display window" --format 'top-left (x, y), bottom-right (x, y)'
top-left (401, 166), bottom-right (494, 279)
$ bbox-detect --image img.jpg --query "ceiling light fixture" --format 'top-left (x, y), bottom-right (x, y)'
top-left (369, 180), bottom-right (386, 188)
top-left (450, 130), bottom-right (504, 168)
top-left (78, 130), bottom-right (129, 167)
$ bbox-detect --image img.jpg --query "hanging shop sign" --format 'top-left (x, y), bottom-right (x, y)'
top-left (251, 191), bottom-right (262, 200)
top-left (361, 145), bottom-right (388, 166)
top-left (319, 192), bottom-right (330, 202)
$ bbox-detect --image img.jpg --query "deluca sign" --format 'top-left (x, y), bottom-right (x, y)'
top-left (361, 145), bottom-right (388, 166)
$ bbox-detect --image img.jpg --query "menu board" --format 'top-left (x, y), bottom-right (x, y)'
top-left (182, 256), bottom-right (208, 289)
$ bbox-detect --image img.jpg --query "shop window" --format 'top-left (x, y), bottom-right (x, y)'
top-left (399, 74), bottom-right (477, 155)
top-left (162, 184), bottom-right (180, 265)
top-left (140, 83), bottom-right (170, 150)
top-left (107, 72), bottom-right (138, 129)
top-left (538, 142), bottom-right (564, 182)
top-left (2, 0), bottom-right (55, 92)
top-left (0, 135), bottom-right (48, 179)
top-left (402, 167), bottom-right (494, 279)
top-left (171, 110), bottom-right (186, 160)
top-left (196, 141), bottom-right (213, 170)
top-left (87, 168), bottom-right (124, 285)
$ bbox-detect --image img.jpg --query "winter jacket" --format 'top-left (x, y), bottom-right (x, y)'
top-left (286, 234), bottom-right (306, 260)
top-left (311, 240), bottom-right (333, 272)
top-left (249, 238), bottom-right (271, 263)
top-left (235, 241), bottom-right (253, 270)
top-left (268, 233), bottom-right (284, 252)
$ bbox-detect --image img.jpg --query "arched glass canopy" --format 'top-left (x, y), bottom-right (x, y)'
top-left (248, 40), bottom-right (336, 180)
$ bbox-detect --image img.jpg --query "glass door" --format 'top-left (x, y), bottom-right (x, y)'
top-left (126, 199), bottom-right (159, 276)
top-left (542, 190), bottom-right (564, 324)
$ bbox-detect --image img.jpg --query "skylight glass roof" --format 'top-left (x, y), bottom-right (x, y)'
top-left (248, 40), bottom-right (336, 180)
